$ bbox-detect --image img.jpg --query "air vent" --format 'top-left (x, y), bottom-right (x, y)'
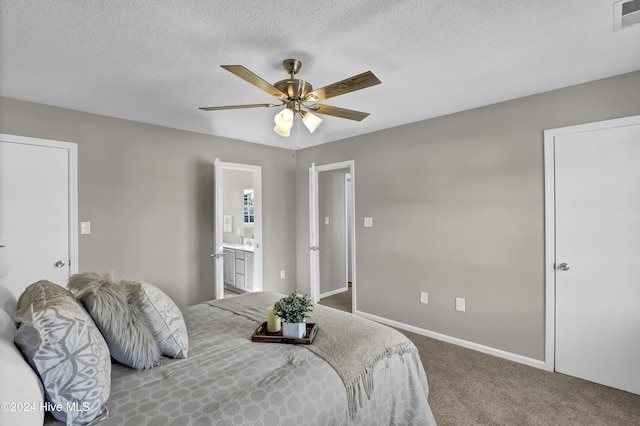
top-left (614, 0), bottom-right (640, 31)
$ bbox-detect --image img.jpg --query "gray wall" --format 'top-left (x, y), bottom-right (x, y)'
top-left (295, 70), bottom-right (640, 361)
top-left (0, 97), bottom-right (298, 307)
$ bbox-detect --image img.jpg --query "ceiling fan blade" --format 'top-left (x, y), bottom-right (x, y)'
top-left (305, 71), bottom-right (381, 102)
top-left (199, 103), bottom-right (279, 111)
top-left (308, 104), bottom-right (370, 121)
top-left (221, 65), bottom-right (288, 99)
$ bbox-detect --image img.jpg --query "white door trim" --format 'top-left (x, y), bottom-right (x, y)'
top-left (309, 160), bottom-right (356, 312)
top-left (213, 159), bottom-right (263, 299)
top-left (543, 114), bottom-right (640, 372)
top-left (0, 133), bottom-right (78, 274)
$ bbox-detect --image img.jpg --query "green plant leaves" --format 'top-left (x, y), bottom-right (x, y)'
top-left (273, 292), bottom-right (314, 323)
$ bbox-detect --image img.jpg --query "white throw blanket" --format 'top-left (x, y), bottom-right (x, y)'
top-left (208, 291), bottom-right (418, 419)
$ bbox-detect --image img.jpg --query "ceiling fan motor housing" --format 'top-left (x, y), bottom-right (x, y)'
top-left (274, 79), bottom-right (313, 102)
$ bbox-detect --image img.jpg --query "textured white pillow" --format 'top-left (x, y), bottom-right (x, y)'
top-left (0, 284), bottom-right (17, 318)
top-left (127, 281), bottom-right (189, 358)
top-left (13, 281), bottom-right (110, 425)
top-left (0, 309), bottom-right (45, 426)
top-left (68, 272), bottom-right (161, 369)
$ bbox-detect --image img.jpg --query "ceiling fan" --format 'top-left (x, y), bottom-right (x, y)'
top-left (199, 59), bottom-right (381, 137)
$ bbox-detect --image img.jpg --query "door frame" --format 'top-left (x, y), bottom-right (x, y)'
top-left (213, 158), bottom-right (262, 299)
top-left (0, 133), bottom-right (78, 276)
top-left (309, 160), bottom-right (356, 312)
top-left (543, 115), bottom-right (640, 372)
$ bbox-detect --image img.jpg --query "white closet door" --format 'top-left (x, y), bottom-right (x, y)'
top-left (0, 137), bottom-right (76, 297)
top-left (554, 123), bottom-right (640, 394)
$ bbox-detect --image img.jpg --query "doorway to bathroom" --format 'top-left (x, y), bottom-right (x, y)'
top-left (213, 159), bottom-right (262, 299)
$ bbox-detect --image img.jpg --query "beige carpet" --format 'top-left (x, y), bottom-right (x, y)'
top-left (320, 290), bottom-right (640, 425)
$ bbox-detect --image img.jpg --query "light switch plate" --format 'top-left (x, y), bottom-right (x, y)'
top-left (455, 297), bottom-right (466, 312)
top-left (80, 222), bottom-right (91, 235)
top-left (420, 292), bottom-right (428, 304)
top-left (325, 217), bottom-right (330, 225)
top-left (364, 217), bottom-right (373, 227)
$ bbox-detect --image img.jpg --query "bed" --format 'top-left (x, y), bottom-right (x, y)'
top-left (1, 282), bottom-right (436, 425)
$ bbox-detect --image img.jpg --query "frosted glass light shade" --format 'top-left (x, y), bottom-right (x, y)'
top-left (274, 108), bottom-right (294, 129)
top-left (301, 112), bottom-right (323, 134)
top-left (273, 125), bottom-right (291, 137)
top-left (274, 108), bottom-right (294, 137)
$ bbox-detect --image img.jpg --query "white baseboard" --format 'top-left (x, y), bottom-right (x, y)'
top-left (355, 310), bottom-right (546, 370)
top-left (320, 286), bottom-right (348, 299)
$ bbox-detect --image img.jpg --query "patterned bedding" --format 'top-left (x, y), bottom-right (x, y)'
top-left (44, 296), bottom-right (436, 425)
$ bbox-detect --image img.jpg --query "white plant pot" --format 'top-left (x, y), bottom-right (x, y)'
top-left (282, 322), bottom-right (306, 339)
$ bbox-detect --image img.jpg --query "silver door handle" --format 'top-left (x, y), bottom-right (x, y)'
top-left (557, 263), bottom-right (570, 271)
top-left (210, 253), bottom-right (224, 259)
top-left (55, 260), bottom-right (66, 268)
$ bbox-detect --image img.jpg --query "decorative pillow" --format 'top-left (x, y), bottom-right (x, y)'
top-left (13, 280), bottom-right (110, 425)
top-left (127, 280), bottom-right (188, 358)
top-left (68, 272), bottom-right (160, 369)
top-left (0, 309), bottom-right (45, 426)
top-left (0, 284), bottom-right (17, 318)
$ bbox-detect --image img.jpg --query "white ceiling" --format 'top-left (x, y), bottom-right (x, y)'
top-left (1, 0), bottom-right (639, 150)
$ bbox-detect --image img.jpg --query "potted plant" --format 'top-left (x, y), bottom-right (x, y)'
top-left (273, 292), bottom-right (314, 339)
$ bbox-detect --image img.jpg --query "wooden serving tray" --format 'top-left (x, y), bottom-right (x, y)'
top-left (251, 322), bottom-right (318, 344)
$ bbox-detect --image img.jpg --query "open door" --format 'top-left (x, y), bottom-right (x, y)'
top-left (213, 159), bottom-right (263, 300)
top-left (309, 163), bottom-right (319, 302)
top-left (213, 159), bottom-right (224, 299)
top-left (309, 160), bottom-right (356, 311)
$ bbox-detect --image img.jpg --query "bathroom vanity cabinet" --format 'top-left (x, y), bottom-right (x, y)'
top-left (223, 244), bottom-right (254, 291)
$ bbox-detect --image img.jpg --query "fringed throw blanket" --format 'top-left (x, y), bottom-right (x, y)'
top-left (208, 291), bottom-right (418, 420)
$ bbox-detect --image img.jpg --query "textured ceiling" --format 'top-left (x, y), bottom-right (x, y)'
top-left (1, 0), bottom-right (639, 149)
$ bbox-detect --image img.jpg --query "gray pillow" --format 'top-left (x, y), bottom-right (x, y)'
top-left (14, 280), bottom-right (110, 425)
top-left (68, 272), bottom-right (160, 369)
top-left (127, 280), bottom-right (188, 358)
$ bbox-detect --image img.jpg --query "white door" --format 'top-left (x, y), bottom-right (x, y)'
top-left (0, 134), bottom-right (77, 298)
top-left (308, 163), bottom-right (320, 302)
top-left (213, 159), bottom-right (224, 299)
top-left (553, 121), bottom-right (640, 394)
top-left (213, 159), bottom-right (262, 299)
top-left (309, 161), bottom-right (357, 310)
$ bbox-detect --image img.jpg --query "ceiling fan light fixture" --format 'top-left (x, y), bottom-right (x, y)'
top-left (274, 108), bottom-right (294, 128)
top-left (301, 111), bottom-right (323, 134)
top-left (274, 107), bottom-right (295, 137)
top-left (273, 125), bottom-right (291, 137)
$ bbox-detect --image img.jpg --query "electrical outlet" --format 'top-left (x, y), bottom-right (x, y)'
top-left (420, 292), bottom-right (428, 304)
top-left (455, 297), bottom-right (466, 312)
